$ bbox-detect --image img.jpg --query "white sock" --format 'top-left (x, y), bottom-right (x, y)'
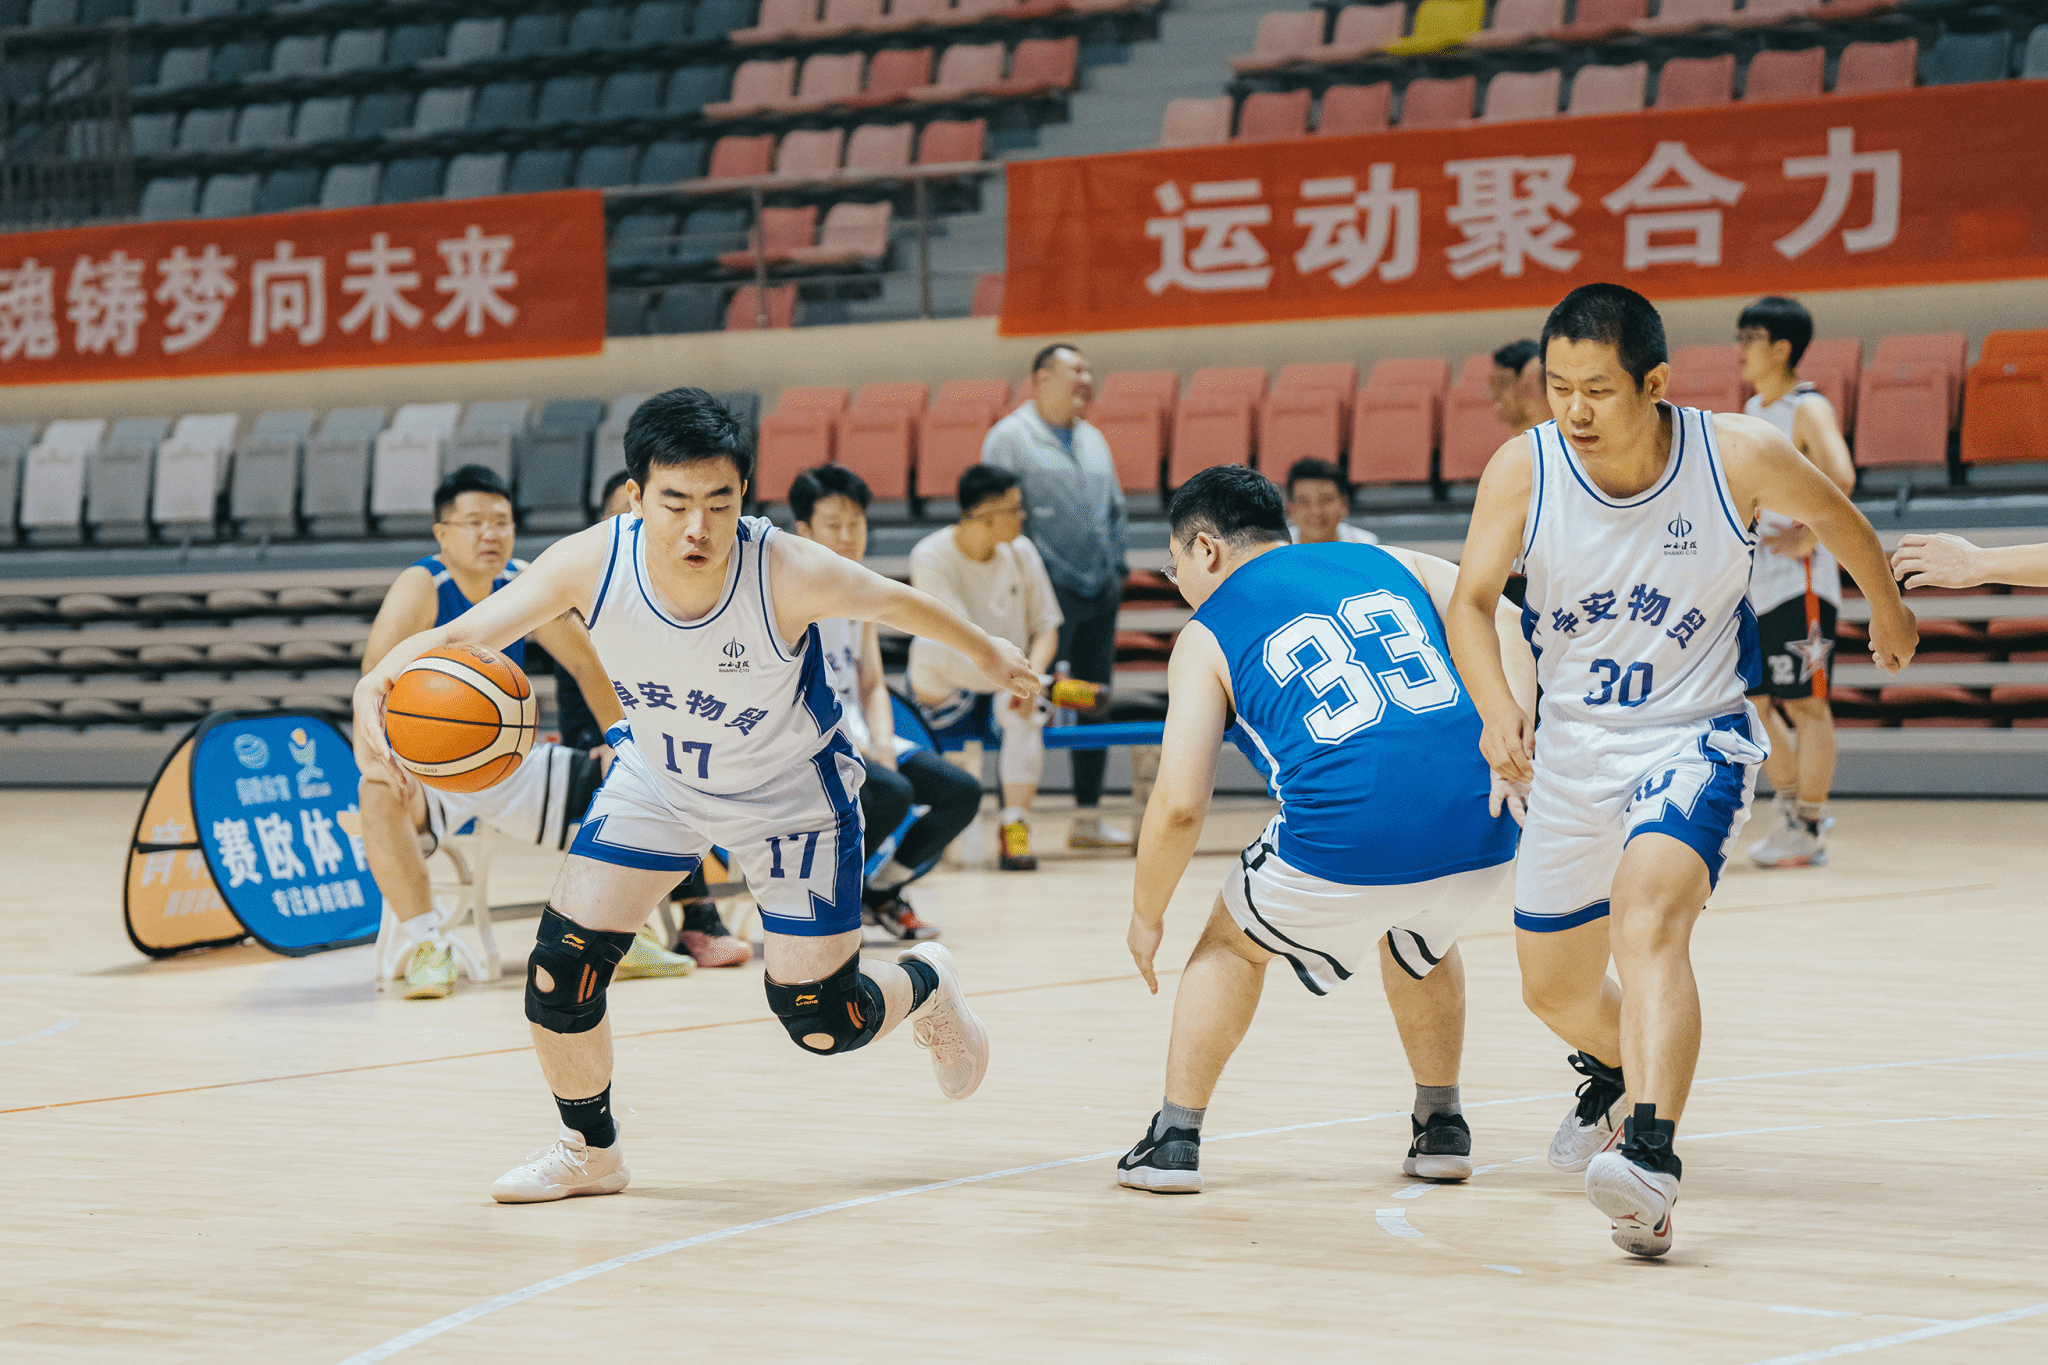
top-left (1000, 806), bottom-right (1025, 826)
top-left (869, 859), bottom-right (913, 891)
top-left (399, 912), bottom-right (441, 947)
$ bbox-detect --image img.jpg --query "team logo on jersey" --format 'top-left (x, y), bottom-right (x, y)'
top-left (233, 734), bottom-right (270, 769)
top-left (1663, 514), bottom-right (1698, 557)
top-left (719, 638), bottom-right (749, 673)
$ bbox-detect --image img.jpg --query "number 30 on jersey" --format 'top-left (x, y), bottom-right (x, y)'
top-left (1263, 590), bottom-right (1460, 744)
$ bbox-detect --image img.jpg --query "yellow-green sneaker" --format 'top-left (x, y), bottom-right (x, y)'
top-left (402, 940), bottom-right (457, 999)
top-left (616, 923), bottom-right (696, 979)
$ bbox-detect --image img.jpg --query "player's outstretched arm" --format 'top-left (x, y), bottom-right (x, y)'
top-left (771, 531), bottom-right (1039, 700)
top-left (1129, 623), bottom-right (1229, 994)
top-left (350, 527), bottom-right (610, 776)
top-left (1720, 414), bottom-right (1917, 673)
top-left (1893, 533), bottom-right (2048, 590)
top-left (1446, 440), bottom-right (1535, 783)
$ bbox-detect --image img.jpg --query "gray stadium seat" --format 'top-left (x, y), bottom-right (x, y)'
top-left (649, 285), bottom-right (719, 334)
top-left (518, 398), bottom-right (606, 528)
top-left (256, 167), bottom-right (320, 214)
top-left (508, 147), bottom-right (573, 193)
top-left (607, 291), bottom-right (650, 336)
top-left (326, 29), bottom-right (386, 72)
top-left (439, 17), bottom-right (506, 64)
top-left (408, 86), bottom-right (472, 135)
top-left (27, 0), bottom-right (79, 29)
top-left (630, 2), bottom-right (689, 43)
top-left (132, 0), bottom-right (182, 20)
top-left (231, 409), bottom-right (314, 537)
top-left (388, 23), bottom-right (444, 66)
top-left (211, 40), bottom-right (269, 82)
top-left (350, 89), bottom-right (413, 137)
top-left (677, 206), bottom-right (747, 269)
top-left (598, 69), bottom-right (664, 119)
top-left (472, 81), bottom-right (535, 127)
top-left (198, 172), bottom-right (257, 218)
top-left (152, 47), bottom-right (211, 89)
top-left (153, 412), bottom-right (238, 539)
top-left (610, 211), bottom-right (675, 264)
top-left (691, 0), bottom-right (751, 38)
top-left (184, 0), bottom-right (231, 18)
top-left (294, 97), bottom-right (353, 143)
top-left (1920, 30), bottom-right (2010, 86)
top-left (664, 65), bottom-right (728, 112)
top-left (575, 144), bottom-right (640, 188)
top-left (713, 391), bottom-right (760, 445)
top-left (81, 0), bottom-right (128, 21)
top-left (638, 137), bottom-right (703, 182)
top-left (320, 162), bottom-right (380, 209)
top-left (593, 395), bottom-right (649, 489)
top-left (505, 12), bottom-right (565, 57)
top-left (131, 111), bottom-right (177, 155)
top-left (449, 400), bottom-right (528, 482)
top-left (87, 417), bottom-right (170, 544)
top-left (139, 175), bottom-right (198, 221)
top-left (21, 419), bottom-right (104, 545)
top-left (2024, 25), bottom-right (2048, 78)
top-left (177, 106), bottom-right (234, 151)
top-left (568, 6), bottom-right (629, 48)
top-left (379, 156), bottom-right (443, 202)
top-left (303, 406), bottom-right (385, 536)
top-left (536, 74), bottom-right (599, 124)
top-left (0, 424), bottom-right (34, 546)
top-left (444, 151), bottom-right (506, 199)
top-left (374, 403), bottom-right (461, 528)
top-left (268, 34), bottom-right (327, 77)
top-left (233, 102), bottom-right (293, 147)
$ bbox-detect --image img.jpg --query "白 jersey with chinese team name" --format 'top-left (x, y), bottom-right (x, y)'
top-left (584, 514), bottom-right (842, 798)
top-left (1745, 384), bottom-right (1842, 615)
top-left (414, 553), bottom-right (526, 668)
top-left (1514, 407), bottom-right (1762, 729)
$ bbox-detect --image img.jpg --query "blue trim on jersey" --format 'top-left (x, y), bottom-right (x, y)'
top-left (1703, 410), bottom-right (1755, 545)
top-left (1521, 425), bottom-right (1548, 565)
top-left (1515, 898), bottom-right (1611, 933)
top-left (412, 553), bottom-right (525, 667)
top-left (631, 517), bottom-right (743, 631)
top-left (768, 731), bottom-right (863, 937)
top-left (586, 515), bottom-right (624, 632)
top-left (793, 623), bottom-right (843, 737)
top-left (1556, 405), bottom-right (1687, 510)
top-left (568, 813), bottom-right (702, 872)
top-left (1623, 712), bottom-right (1756, 888)
top-left (1735, 599), bottom-right (1763, 692)
top-left (753, 525), bottom-right (797, 665)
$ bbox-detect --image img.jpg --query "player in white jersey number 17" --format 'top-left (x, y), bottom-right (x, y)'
top-left (1446, 285), bottom-right (1917, 1258)
top-left (355, 389), bottom-right (1037, 1202)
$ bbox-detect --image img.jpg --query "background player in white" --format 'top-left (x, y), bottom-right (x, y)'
top-left (1448, 284), bottom-right (1916, 1257)
top-left (352, 465), bottom-right (696, 1001)
top-left (1119, 467), bottom-right (1533, 1194)
top-left (1284, 458), bottom-right (1379, 546)
top-left (356, 389), bottom-right (1036, 1202)
top-left (1734, 297), bottom-right (1858, 869)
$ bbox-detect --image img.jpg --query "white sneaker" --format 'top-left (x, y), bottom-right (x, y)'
top-left (490, 1125), bottom-right (631, 1203)
top-left (1748, 808), bottom-right (1828, 868)
top-left (1547, 1051), bottom-right (1626, 1173)
top-left (1586, 1150), bottom-right (1679, 1258)
top-left (1067, 814), bottom-right (1132, 849)
top-left (901, 942), bottom-right (990, 1100)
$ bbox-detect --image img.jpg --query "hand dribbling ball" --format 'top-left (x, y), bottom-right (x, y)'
top-left (384, 644), bottom-right (536, 792)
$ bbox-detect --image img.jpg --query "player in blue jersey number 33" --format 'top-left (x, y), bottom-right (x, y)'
top-left (1447, 285), bottom-right (1917, 1258)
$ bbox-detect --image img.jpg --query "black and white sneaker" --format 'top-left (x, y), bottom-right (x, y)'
top-left (1402, 1112), bottom-right (1474, 1181)
top-left (1585, 1105), bottom-right (1682, 1258)
top-left (1117, 1113), bottom-right (1202, 1193)
top-left (1548, 1051), bottom-right (1627, 1173)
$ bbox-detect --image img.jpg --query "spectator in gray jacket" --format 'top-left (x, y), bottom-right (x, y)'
top-left (981, 342), bottom-right (1131, 849)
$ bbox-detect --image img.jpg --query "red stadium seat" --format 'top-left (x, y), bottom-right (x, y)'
top-left (1727, 0), bottom-right (1807, 26)
top-left (1551, 0), bottom-right (1644, 42)
top-left (1189, 366), bottom-right (1269, 401)
top-left (719, 205), bottom-right (817, 269)
top-left (816, 0), bottom-right (886, 36)
top-left (918, 118), bottom-right (987, 164)
top-left (755, 384), bottom-right (847, 497)
top-left (1160, 96), bottom-right (1232, 146)
top-left (1095, 370), bottom-right (1180, 493)
top-left (917, 380), bottom-right (1011, 500)
top-left (858, 48), bottom-right (934, 105)
top-left (1401, 75), bottom-right (1475, 128)
top-left (706, 59), bottom-right (798, 118)
top-left (707, 134), bottom-right (776, 179)
top-left (1353, 357), bottom-right (1450, 486)
top-left (786, 202), bottom-right (892, 267)
top-left (1318, 83), bottom-right (1392, 134)
top-left (915, 43), bottom-right (1005, 100)
top-left (725, 284), bottom-right (795, 332)
top-left (1261, 362), bottom-right (1358, 469)
top-left (1854, 332), bottom-right (1965, 471)
top-left (1482, 68), bottom-right (1560, 122)
top-left (1099, 369), bottom-right (1180, 413)
top-left (792, 52), bottom-right (865, 109)
top-left (1635, 0), bottom-right (1733, 34)
top-left (1799, 338), bottom-right (1863, 433)
top-left (845, 122), bottom-right (914, 171)
top-left (1961, 331), bottom-right (2048, 467)
top-left (775, 128), bottom-right (844, 177)
top-left (1666, 344), bottom-right (1746, 414)
top-left (834, 382), bottom-right (927, 499)
top-left (970, 272), bottom-right (1005, 317)
top-left (1568, 61), bottom-right (1647, 115)
top-left (1237, 89), bottom-right (1312, 141)
top-left (999, 37), bottom-right (1079, 95)
top-left (1468, 0), bottom-right (1563, 49)
top-left (1654, 54), bottom-right (1734, 109)
top-left (1232, 11), bottom-right (1326, 72)
top-left (1170, 392), bottom-right (1256, 487)
top-left (876, 0), bottom-right (951, 30)
top-left (1835, 39), bottom-right (1917, 95)
top-left (1323, 3), bottom-right (1406, 59)
top-left (1742, 47), bottom-right (1825, 102)
top-left (941, 378), bottom-right (1013, 410)
top-left (1440, 354), bottom-right (1514, 482)
top-left (732, 0), bottom-right (818, 44)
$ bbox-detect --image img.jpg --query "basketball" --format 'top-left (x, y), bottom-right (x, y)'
top-left (384, 644), bottom-right (537, 793)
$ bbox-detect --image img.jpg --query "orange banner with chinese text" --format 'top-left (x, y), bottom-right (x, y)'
top-left (1001, 82), bottom-right (2048, 336)
top-left (0, 190), bottom-right (606, 384)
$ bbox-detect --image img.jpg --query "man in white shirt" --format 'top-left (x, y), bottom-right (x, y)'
top-left (1284, 458), bottom-right (1380, 546)
top-left (909, 465), bottom-right (1067, 871)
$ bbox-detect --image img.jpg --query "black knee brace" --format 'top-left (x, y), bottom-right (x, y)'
top-left (525, 908), bottom-right (636, 1034)
top-left (764, 952), bottom-right (884, 1055)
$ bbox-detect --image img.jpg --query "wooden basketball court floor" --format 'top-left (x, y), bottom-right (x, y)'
top-left (4, 788), bottom-right (2046, 1365)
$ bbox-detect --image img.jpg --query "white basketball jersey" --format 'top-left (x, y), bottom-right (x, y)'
top-left (1515, 407), bottom-right (1762, 729)
top-left (815, 616), bottom-right (870, 749)
top-left (1745, 384), bottom-right (1841, 614)
top-left (584, 514), bottom-right (843, 798)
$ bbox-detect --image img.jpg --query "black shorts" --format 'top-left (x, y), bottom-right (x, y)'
top-left (1752, 595), bottom-right (1838, 701)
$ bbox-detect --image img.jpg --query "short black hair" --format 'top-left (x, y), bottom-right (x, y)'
top-left (788, 465), bottom-right (872, 524)
top-left (957, 463), bottom-right (1018, 516)
top-left (1285, 457), bottom-right (1350, 499)
top-left (1738, 295), bottom-right (1814, 367)
top-left (622, 386), bottom-right (753, 490)
top-left (433, 464), bottom-right (512, 520)
top-left (1540, 283), bottom-right (1669, 389)
top-left (598, 468), bottom-right (633, 508)
top-left (1168, 466), bottom-right (1288, 549)
top-left (1493, 338), bottom-right (1540, 373)
top-left (1031, 343), bottom-right (1081, 375)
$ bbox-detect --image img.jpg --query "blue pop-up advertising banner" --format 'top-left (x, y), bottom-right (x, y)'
top-left (190, 711), bottom-right (382, 956)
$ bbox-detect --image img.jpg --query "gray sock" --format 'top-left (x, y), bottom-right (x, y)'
top-left (1415, 1084), bottom-right (1461, 1123)
top-left (1156, 1100), bottom-right (1205, 1139)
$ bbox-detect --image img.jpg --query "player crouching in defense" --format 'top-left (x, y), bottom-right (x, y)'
top-left (1446, 284), bottom-right (1916, 1258)
top-left (1120, 467), bottom-right (1535, 1194)
top-left (355, 388), bottom-right (1037, 1203)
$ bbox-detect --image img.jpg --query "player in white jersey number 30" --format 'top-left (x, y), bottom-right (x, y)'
top-left (356, 389), bottom-right (1037, 1202)
top-left (1447, 285), bottom-right (1918, 1258)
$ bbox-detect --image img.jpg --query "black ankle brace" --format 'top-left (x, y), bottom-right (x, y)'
top-left (1620, 1103), bottom-right (1682, 1178)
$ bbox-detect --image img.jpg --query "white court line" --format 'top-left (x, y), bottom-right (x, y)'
top-left (333, 1048), bottom-right (2048, 1365)
top-left (1374, 1209), bottom-right (1423, 1239)
top-left (0, 1018), bottom-right (76, 1048)
top-left (1485, 1265), bottom-right (1524, 1275)
top-left (1769, 1307), bottom-right (1947, 1326)
top-left (1393, 1183), bottom-right (1434, 1200)
top-left (1745, 1301), bottom-right (2048, 1364)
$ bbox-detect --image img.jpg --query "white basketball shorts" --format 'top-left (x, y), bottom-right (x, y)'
top-left (567, 725), bottom-right (866, 937)
top-left (424, 740), bottom-right (583, 853)
top-left (1514, 706), bottom-right (1768, 933)
top-left (1222, 816), bottom-right (1511, 996)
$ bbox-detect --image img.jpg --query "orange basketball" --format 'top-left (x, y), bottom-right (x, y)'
top-left (385, 644), bottom-right (537, 793)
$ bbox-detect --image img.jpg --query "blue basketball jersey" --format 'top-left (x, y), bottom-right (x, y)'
top-left (1195, 542), bottom-right (1516, 886)
top-left (412, 553), bottom-right (526, 668)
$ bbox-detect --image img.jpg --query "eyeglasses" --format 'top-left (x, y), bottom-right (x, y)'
top-left (1734, 328), bottom-right (1772, 347)
top-left (1160, 534), bottom-right (1192, 586)
top-left (439, 518), bottom-right (514, 536)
